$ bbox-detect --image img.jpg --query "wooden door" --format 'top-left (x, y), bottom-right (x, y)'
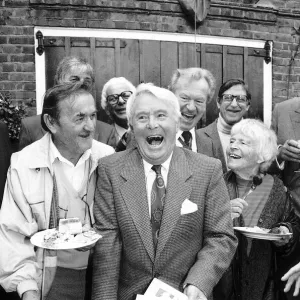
top-left (43, 36), bottom-right (266, 127)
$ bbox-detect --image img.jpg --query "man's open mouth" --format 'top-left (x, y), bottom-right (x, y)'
top-left (229, 153), bottom-right (241, 159)
top-left (146, 135), bottom-right (164, 146)
top-left (182, 113), bottom-right (195, 121)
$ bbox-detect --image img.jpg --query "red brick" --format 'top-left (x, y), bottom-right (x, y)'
top-left (11, 54), bottom-right (33, 63)
top-left (9, 36), bottom-right (34, 44)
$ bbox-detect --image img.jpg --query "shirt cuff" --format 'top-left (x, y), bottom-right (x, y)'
top-left (276, 145), bottom-right (285, 170)
top-left (17, 280), bottom-right (39, 298)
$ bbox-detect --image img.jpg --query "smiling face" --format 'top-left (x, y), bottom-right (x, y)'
top-left (51, 92), bottom-right (97, 164)
top-left (106, 82), bottom-right (133, 128)
top-left (227, 132), bottom-right (262, 178)
top-left (218, 84), bottom-right (250, 126)
top-left (174, 77), bottom-right (209, 131)
top-left (131, 93), bottom-right (178, 165)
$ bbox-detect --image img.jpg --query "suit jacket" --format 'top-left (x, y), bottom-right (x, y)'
top-left (92, 146), bottom-right (237, 300)
top-left (195, 121), bottom-right (227, 173)
top-left (18, 114), bottom-right (116, 150)
top-left (0, 122), bottom-right (11, 207)
top-left (271, 98), bottom-right (300, 209)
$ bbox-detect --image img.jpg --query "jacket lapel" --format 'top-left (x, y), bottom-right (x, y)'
top-left (203, 121), bottom-right (227, 173)
top-left (155, 147), bottom-right (192, 260)
top-left (120, 149), bottom-right (155, 262)
top-left (290, 105), bottom-right (300, 141)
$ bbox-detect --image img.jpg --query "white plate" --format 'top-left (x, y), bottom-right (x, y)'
top-left (30, 228), bottom-right (102, 250)
top-left (233, 227), bottom-right (293, 241)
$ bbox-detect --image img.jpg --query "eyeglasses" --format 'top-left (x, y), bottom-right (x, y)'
top-left (107, 91), bottom-right (133, 106)
top-left (221, 94), bottom-right (249, 105)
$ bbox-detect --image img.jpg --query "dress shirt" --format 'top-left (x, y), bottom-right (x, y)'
top-left (143, 153), bottom-right (173, 216)
top-left (49, 137), bottom-right (91, 192)
top-left (176, 128), bottom-right (197, 152)
top-left (114, 123), bottom-right (128, 142)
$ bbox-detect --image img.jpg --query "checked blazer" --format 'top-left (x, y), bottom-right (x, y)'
top-left (92, 146), bottom-right (237, 300)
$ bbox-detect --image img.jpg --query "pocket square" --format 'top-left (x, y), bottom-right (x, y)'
top-left (181, 199), bottom-right (198, 215)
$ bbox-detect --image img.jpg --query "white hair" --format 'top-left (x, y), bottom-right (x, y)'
top-left (101, 77), bottom-right (136, 111)
top-left (126, 83), bottom-right (181, 126)
top-left (231, 119), bottom-right (278, 173)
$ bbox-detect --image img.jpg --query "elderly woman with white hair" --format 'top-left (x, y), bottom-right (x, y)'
top-left (101, 77), bottom-right (136, 150)
top-left (215, 119), bottom-right (299, 300)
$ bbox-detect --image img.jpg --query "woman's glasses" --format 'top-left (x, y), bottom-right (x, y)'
top-left (107, 91), bottom-right (133, 106)
top-left (222, 94), bottom-right (249, 105)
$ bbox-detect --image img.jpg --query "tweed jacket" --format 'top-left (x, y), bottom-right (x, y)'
top-left (19, 114), bottom-right (116, 150)
top-left (0, 133), bottom-right (114, 299)
top-left (218, 171), bottom-right (299, 300)
top-left (195, 120), bottom-right (227, 173)
top-left (0, 122), bottom-right (11, 206)
top-left (92, 146), bottom-right (237, 300)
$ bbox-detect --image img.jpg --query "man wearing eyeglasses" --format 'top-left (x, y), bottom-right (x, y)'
top-left (169, 68), bottom-right (216, 153)
top-left (101, 77), bottom-right (136, 151)
top-left (196, 79), bottom-right (251, 173)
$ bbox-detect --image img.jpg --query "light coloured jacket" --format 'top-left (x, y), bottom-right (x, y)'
top-left (0, 133), bottom-right (114, 299)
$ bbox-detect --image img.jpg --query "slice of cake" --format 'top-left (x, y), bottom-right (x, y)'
top-left (59, 218), bottom-right (82, 234)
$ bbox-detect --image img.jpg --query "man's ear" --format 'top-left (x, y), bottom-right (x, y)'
top-left (216, 97), bottom-right (221, 109)
top-left (43, 114), bottom-right (57, 134)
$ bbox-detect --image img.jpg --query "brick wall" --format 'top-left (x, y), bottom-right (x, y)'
top-left (0, 0), bottom-right (300, 109)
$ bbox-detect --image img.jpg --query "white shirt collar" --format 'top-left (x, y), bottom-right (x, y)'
top-left (142, 152), bottom-right (173, 176)
top-left (114, 123), bottom-right (128, 140)
top-left (176, 128), bottom-right (197, 152)
top-left (49, 137), bottom-right (91, 167)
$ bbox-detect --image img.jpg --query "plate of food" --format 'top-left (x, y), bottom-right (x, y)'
top-left (233, 226), bottom-right (293, 241)
top-left (30, 218), bottom-right (102, 250)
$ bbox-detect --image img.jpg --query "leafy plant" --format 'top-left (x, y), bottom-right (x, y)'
top-left (0, 92), bottom-right (27, 141)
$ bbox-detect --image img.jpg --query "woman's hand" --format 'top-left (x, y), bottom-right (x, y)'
top-left (282, 262), bottom-right (300, 296)
top-left (271, 225), bottom-right (291, 246)
top-left (230, 198), bottom-right (248, 220)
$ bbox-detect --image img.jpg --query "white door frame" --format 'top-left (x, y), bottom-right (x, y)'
top-left (34, 27), bottom-right (273, 127)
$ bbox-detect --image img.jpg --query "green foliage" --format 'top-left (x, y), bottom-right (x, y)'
top-left (0, 92), bottom-right (27, 141)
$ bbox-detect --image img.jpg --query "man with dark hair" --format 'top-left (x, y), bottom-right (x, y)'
top-left (0, 83), bottom-right (114, 300)
top-left (196, 78), bottom-right (251, 173)
top-left (19, 56), bottom-right (115, 150)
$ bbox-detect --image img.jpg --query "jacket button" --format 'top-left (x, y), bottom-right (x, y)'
top-left (259, 218), bottom-right (263, 222)
top-left (154, 272), bottom-right (160, 278)
top-left (245, 280), bottom-right (249, 286)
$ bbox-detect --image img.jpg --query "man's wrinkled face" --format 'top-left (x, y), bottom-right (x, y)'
top-left (218, 84), bottom-right (250, 126)
top-left (106, 82), bottom-right (133, 126)
top-left (131, 94), bottom-right (178, 165)
top-left (51, 93), bottom-right (97, 161)
top-left (61, 66), bottom-right (93, 90)
top-left (174, 78), bottom-right (210, 131)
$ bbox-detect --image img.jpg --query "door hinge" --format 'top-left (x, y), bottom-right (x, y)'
top-left (36, 30), bottom-right (44, 56)
top-left (264, 40), bottom-right (271, 64)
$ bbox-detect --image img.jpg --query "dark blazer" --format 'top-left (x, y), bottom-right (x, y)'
top-left (195, 120), bottom-right (227, 173)
top-left (0, 122), bottom-right (11, 207)
top-left (18, 114), bottom-right (117, 150)
top-left (92, 146), bottom-right (237, 300)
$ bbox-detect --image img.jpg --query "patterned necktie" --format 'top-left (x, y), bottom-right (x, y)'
top-left (115, 132), bottom-right (128, 152)
top-left (151, 165), bottom-right (166, 249)
top-left (181, 131), bottom-right (192, 150)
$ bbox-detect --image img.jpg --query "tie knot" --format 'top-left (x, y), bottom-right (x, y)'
top-left (182, 131), bottom-right (192, 144)
top-left (152, 165), bottom-right (162, 175)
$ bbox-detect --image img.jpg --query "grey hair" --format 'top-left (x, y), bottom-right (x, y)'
top-left (101, 77), bottom-right (136, 113)
top-left (54, 56), bottom-right (94, 87)
top-left (126, 83), bottom-right (181, 127)
top-left (231, 119), bottom-right (278, 173)
top-left (169, 67), bottom-right (216, 103)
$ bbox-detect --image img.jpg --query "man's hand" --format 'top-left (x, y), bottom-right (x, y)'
top-left (278, 140), bottom-right (300, 163)
top-left (184, 284), bottom-right (207, 300)
top-left (230, 198), bottom-right (248, 220)
top-left (271, 226), bottom-right (291, 247)
top-left (22, 290), bottom-right (40, 300)
top-left (282, 262), bottom-right (300, 296)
